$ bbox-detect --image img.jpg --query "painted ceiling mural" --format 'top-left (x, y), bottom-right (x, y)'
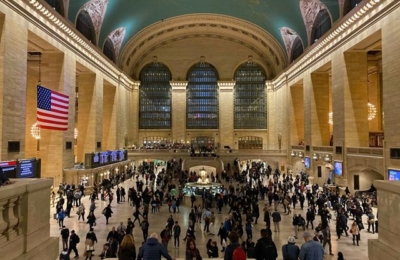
top-left (67, 0), bottom-right (340, 53)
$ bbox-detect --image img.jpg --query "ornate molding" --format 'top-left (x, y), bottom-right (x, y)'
top-left (300, 0), bottom-right (329, 45)
top-left (78, 0), bottom-right (108, 45)
top-left (280, 27), bottom-right (302, 62)
top-left (120, 14), bottom-right (287, 78)
top-left (106, 27), bottom-right (126, 62)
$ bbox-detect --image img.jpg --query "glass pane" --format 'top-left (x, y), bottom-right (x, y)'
top-left (76, 11), bottom-right (96, 44)
top-left (139, 63), bottom-right (172, 129)
top-left (313, 10), bottom-right (331, 43)
top-left (103, 38), bottom-right (115, 63)
top-left (186, 63), bottom-right (219, 129)
top-left (291, 38), bottom-right (304, 62)
top-left (234, 62), bottom-right (267, 129)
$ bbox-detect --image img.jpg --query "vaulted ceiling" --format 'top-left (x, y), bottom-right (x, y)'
top-left (62, 0), bottom-right (342, 76)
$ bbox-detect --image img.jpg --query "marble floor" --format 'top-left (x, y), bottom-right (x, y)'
top-left (50, 178), bottom-right (378, 260)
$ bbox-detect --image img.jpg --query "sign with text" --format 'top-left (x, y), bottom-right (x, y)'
top-left (84, 149), bottom-right (128, 169)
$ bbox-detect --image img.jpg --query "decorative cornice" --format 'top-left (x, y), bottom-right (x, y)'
top-left (273, 0), bottom-right (388, 90)
top-left (120, 14), bottom-right (287, 78)
top-left (18, 0), bottom-right (133, 90)
top-left (218, 81), bottom-right (235, 91)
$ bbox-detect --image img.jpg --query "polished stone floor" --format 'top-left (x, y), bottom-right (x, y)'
top-left (50, 177), bottom-right (378, 260)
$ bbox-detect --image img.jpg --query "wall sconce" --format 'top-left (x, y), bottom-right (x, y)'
top-left (290, 151), bottom-right (297, 157)
top-left (298, 152), bottom-right (304, 158)
top-left (324, 154), bottom-right (332, 162)
top-left (74, 128), bottom-right (78, 140)
top-left (312, 153), bottom-right (320, 161)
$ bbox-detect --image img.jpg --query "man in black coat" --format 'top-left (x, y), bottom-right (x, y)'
top-left (68, 230), bottom-right (80, 258)
top-left (254, 229), bottom-right (278, 260)
top-left (60, 226), bottom-right (70, 250)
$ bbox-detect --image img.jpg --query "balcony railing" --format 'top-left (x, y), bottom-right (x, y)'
top-left (347, 147), bottom-right (384, 157)
top-left (313, 146), bottom-right (334, 153)
top-left (291, 145), bottom-right (304, 150)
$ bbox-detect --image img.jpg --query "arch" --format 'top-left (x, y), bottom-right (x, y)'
top-left (186, 62), bottom-right (219, 129)
top-left (311, 9), bottom-right (332, 43)
top-left (103, 37), bottom-right (115, 63)
top-left (299, 0), bottom-right (331, 46)
top-left (343, 0), bottom-right (363, 16)
top-left (139, 62), bottom-right (172, 129)
top-left (103, 27), bottom-right (126, 63)
top-left (280, 27), bottom-right (304, 63)
top-left (291, 37), bottom-right (304, 62)
top-left (75, 0), bottom-right (108, 46)
top-left (76, 11), bottom-right (97, 45)
top-left (234, 62), bottom-right (267, 129)
top-left (44, 0), bottom-right (65, 17)
top-left (238, 136), bottom-right (263, 150)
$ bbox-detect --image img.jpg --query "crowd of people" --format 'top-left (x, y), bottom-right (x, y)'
top-left (55, 158), bottom-right (377, 260)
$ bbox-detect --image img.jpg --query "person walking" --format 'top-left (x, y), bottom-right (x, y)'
top-left (263, 204), bottom-right (271, 228)
top-left (217, 222), bottom-right (228, 252)
top-left (84, 228), bottom-right (98, 260)
top-left (186, 238), bottom-right (203, 260)
top-left (137, 233), bottom-right (174, 260)
top-left (282, 236), bottom-right (300, 260)
top-left (350, 221), bottom-right (360, 246)
top-left (254, 228), bottom-right (278, 260)
top-left (160, 226), bottom-right (171, 250)
top-left (118, 234), bottom-right (136, 260)
top-left (298, 231), bottom-right (324, 260)
top-left (103, 204), bottom-right (113, 224)
top-left (58, 209), bottom-right (67, 229)
top-left (306, 208), bottom-right (315, 230)
top-left (292, 214), bottom-right (299, 239)
top-left (68, 230), bottom-right (80, 258)
top-left (60, 226), bottom-right (70, 250)
top-left (77, 204), bottom-right (85, 222)
top-left (322, 225), bottom-right (334, 256)
top-left (271, 209), bottom-right (281, 232)
top-left (86, 211), bottom-right (96, 229)
top-left (173, 221), bottom-right (181, 248)
top-left (141, 218), bottom-right (150, 241)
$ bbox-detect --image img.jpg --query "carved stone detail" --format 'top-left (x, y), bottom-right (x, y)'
top-left (280, 27), bottom-right (302, 62)
top-left (299, 0), bottom-right (329, 45)
top-left (78, 0), bottom-right (108, 44)
top-left (106, 27), bottom-right (126, 61)
top-left (120, 14), bottom-right (287, 77)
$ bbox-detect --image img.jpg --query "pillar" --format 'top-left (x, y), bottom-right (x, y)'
top-left (131, 81), bottom-right (140, 147)
top-left (0, 14), bottom-right (28, 160)
top-left (170, 81), bottom-right (187, 144)
top-left (77, 72), bottom-right (103, 162)
top-left (102, 81), bottom-right (116, 150)
top-left (290, 84), bottom-right (304, 145)
top-left (218, 81), bottom-right (235, 149)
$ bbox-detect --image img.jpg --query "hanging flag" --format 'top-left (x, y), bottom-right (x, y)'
top-left (37, 85), bottom-right (69, 131)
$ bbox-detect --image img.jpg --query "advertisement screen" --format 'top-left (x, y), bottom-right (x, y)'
top-left (334, 161), bottom-right (343, 176)
top-left (388, 169), bottom-right (400, 181)
top-left (18, 159), bottom-right (36, 178)
top-left (304, 157), bottom-right (311, 169)
top-left (0, 160), bottom-right (17, 178)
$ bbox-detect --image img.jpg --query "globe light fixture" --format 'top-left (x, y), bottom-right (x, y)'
top-left (74, 128), bottom-right (78, 139)
top-left (368, 102), bottom-right (377, 120)
top-left (30, 122), bottom-right (41, 139)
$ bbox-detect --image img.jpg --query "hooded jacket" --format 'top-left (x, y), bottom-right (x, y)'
top-left (137, 238), bottom-right (172, 260)
top-left (59, 249), bottom-right (70, 260)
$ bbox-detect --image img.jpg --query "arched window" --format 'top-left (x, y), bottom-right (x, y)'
top-left (191, 136), bottom-right (215, 152)
top-left (291, 37), bottom-right (304, 62)
top-left (45, 0), bottom-right (64, 17)
top-left (186, 63), bottom-right (219, 129)
top-left (311, 9), bottom-right (331, 43)
top-left (238, 136), bottom-right (263, 150)
top-left (234, 62), bottom-right (266, 129)
top-left (143, 137), bottom-right (168, 148)
top-left (139, 62), bottom-right (172, 129)
top-left (343, 0), bottom-right (363, 16)
top-left (76, 11), bottom-right (96, 45)
top-left (103, 38), bottom-right (115, 63)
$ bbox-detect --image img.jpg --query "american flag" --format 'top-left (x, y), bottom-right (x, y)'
top-left (37, 85), bottom-right (69, 131)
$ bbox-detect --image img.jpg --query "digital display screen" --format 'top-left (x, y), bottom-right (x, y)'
top-left (86, 150), bottom-right (128, 169)
top-left (0, 160), bottom-right (17, 178)
top-left (334, 161), bottom-right (343, 176)
top-left (304, 157), bottom-right (311, 169)
top-left (18, 159), bottom-right (36, 178)
top-left (388, 169), bottom-right (400, 181)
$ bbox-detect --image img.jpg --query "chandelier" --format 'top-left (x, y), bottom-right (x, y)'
top-left (368, 102), bottom-right (377, 120)
top-left (30, 122), bottom-right (41, 139)
top-left (328, 112), bottom-right (333, 125)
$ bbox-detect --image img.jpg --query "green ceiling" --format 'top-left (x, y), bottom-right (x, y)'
top-left (68, 0), bottom-right (340, 54)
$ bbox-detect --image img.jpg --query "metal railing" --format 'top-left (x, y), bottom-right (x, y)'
top-left (313, 146), bottom-right (334, 153)
top-left (347, 147), bottom-right (383, 157)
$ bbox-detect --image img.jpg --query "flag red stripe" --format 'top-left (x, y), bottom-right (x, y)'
top-left (51, 104), bottom-right (69, 113)
top-left (37, 118), bottom-right (68, 125)
top-left (51, 90), bottom-right (69, 99)
top-left (39, 125), bottom-right (68, 131)
top-left (51, 96), bottom-right (69, 104)
top-left (37, 110), bottom-right (68, 120)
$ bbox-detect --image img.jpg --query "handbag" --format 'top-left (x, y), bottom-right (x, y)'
top-left (94, 222), bottom-right (97, 226)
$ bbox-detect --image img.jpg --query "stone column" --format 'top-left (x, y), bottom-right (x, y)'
top-left (218, 81), bottom-right (235, 149)
top-left (0, 14), bottom-right (28, 160)
top-left (102, 81), bottom-right (117, 150)
top-left (310, 72), bottom-right (330, 146)
top-left (170, 81), bottom-right (187, 144)
top-left (368, 180), bottom-right (400, 260)
top-left (290, 84), bottom-right (304, 146)
top-left (382, 20), bottom-right (400, 172)
top-left (77, 73), bottom-right (103, 162)
top-left (131, 81), bottom-right (140, 147)
top-left (36, 53), bottom-right (75, 184)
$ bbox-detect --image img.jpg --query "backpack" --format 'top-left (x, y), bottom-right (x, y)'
top-left (141, 221), bottom-right (147, 230)
top-left (233, 245), bottom-right (247, 260)
top-left (102, 208), bottom-right (107, 215)
top-left (76, 235), bottom-right (80, 244)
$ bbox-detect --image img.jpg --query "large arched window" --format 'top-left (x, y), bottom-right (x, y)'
top-left (291, 37), bottom-right (304, 62)
top-left (311, 9), bottom-right (332, 43)
top-left (343, 0), bottom-right (363, 16)
top-left (234, 62), bottom-right (266, 129)
top-left (139, 62), bottom-right (172, 129)
top-left (186, 63), bottom-right (219, 129)
top-left (103, 38), bottom-right (115, 63)
top-left (76, 11), bottom-right (96, 45)
top-left (45, 0), bottom-right (64, 17)
top-left (238, 136), bottom-right (263, 150)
